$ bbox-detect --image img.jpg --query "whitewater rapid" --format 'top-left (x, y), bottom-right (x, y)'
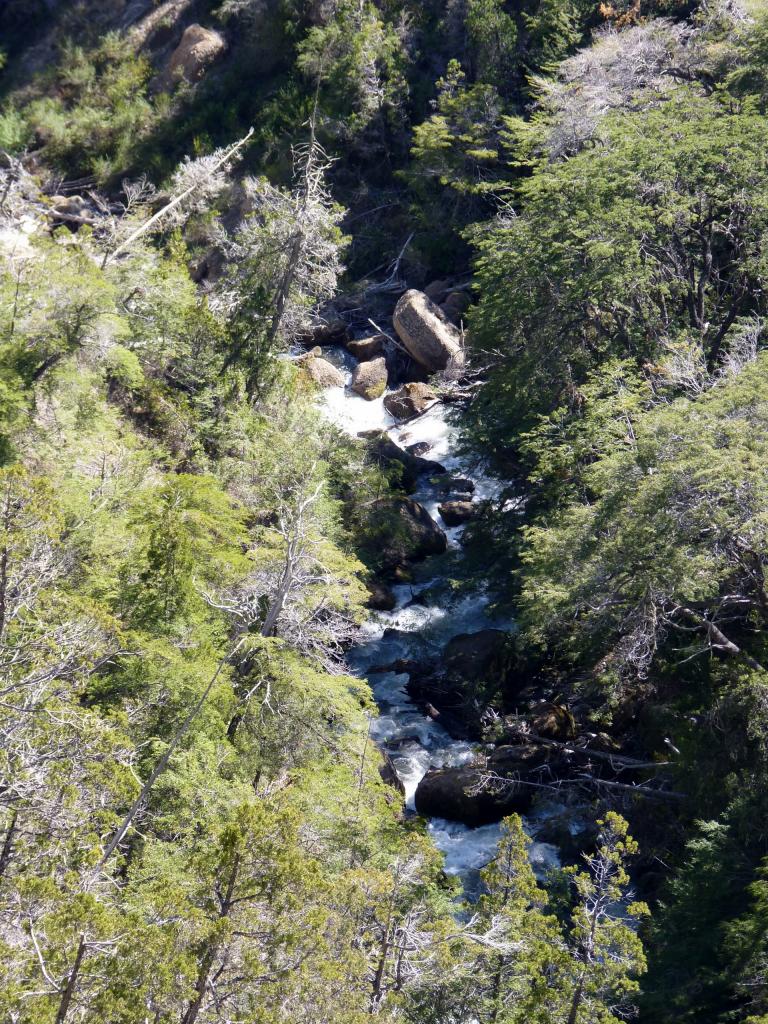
top-left (321, 351), bottom-right (560, 891)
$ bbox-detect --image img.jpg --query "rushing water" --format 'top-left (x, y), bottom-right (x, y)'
top-left (321, 351), bottom-right (561, 892)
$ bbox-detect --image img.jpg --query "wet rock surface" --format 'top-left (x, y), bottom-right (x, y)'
top-left (359, 430), bottom-right (444, 493)
top-left (369, 498), bottom-right (447, 571)
top-left (438, 499), bottom-right (476, 526)
top-left (301, 355), bottom-right (345, 388)
top-left (384, 382), bottom-right (438, 421)
top-left (351, 356), bottom-right (388, 399)
top-left (407, 629), bottom-right (518, 739)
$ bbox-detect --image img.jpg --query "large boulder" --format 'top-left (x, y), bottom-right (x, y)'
top-left (424, 279), bottom-right (451, 302)
top-left (393, 290), bottom-right (464, 372)
top-left (531, 702), bottom-right (577, 741)
top-left (440, 290), bottom-right (471, 325)
top-left (414, 762), bottom-right (534, 826)
top-left (164, 24), bottom-right (226, 86)
top-left (298, 318), bottom-right (351, 348)
top-left (369, 498), bottom-right (447, 571)
top-left (379, 751), bottom-right (406, 796)
top-left (443, 630), bottom-right (510, 678)
top-left (408, 629), bottom-right (517, 739)
top-left (415, 743), bottom-right (572, 825)
top-left (384, 382), bottom-right (437, 421)
top-left (347, 335), bottom-right (385, 360)
top-left (49, 195), bottom-right (95, 228)
top-left (360, 430), bottom-right (445, 492)
top-left (431, 475), bottom-right (475, 496)
top-left (366, 581), bottom-right (397, 611)
top-left (438, 500), bottom-right (476, 526)
top-left (301, 355), bottom-right (344, 389)
top-left (351, 356), bottom-right (388, 400)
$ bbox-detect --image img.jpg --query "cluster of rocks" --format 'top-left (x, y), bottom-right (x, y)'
top-left (366, 621), bottom-right (643, 828)
top-left (299, 285), bottom-right (468, 415)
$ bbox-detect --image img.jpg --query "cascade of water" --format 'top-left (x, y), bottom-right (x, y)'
top-left (321, 361), bottom-right (561, 892)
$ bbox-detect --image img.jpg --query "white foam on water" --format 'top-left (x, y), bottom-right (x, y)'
top-left (318, 351), bottom-right (569, 892)
top-left (428, 819), bottom-right (505, 876)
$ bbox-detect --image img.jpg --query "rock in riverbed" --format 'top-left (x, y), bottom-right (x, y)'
top-left (438, 500), bottom-right (476, 526)
top-left (351, 356), bottom-right (388, 400)
top-left (384, 382), bottom-right (437, 421)
top-left (360, 430), bottom-right (444, 492)
top-left (347, 335), bottom-right (385, 360)
top-left (393, 289), bottom-right (464, 372)
top-left (369, 498), bottom-right (447, 571)
top-left (415, 744), bottom-right (571, 826)
top-left (407, 629), bottom-right (518, 739)
top-left (301, 355), bottom-right (345, 389)
top-left (366, 581), bottom-right (397, 611)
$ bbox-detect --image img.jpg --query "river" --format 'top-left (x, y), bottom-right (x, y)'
top-left (321, 348), bottom-right (562, 894)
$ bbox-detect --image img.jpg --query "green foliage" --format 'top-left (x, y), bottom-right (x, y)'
top-left (410, 60), bottom-right (507, 198)
top-left (469, 89), bottom-right (768, 451)
top-left (296, 0), bottom-right (407, 146)
top-left (0, 104), bottom-right (29, 153)
top-left (19, 33), bottom-right (157, 180)
top-left (466, 0), bottom-right (519, 90)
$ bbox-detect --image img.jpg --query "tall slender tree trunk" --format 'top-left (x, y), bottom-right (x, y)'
top-left (180, 853), bottom-right (241, 1024)
top-left (54, 934), bottom-right (86, 1024)
top-left (0, 809), bottom-right (17, 878)
top-left (566, 974), bottom-right (585, 1024)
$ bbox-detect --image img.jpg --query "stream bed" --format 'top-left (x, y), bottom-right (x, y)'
top-left (321, 353), bottom-right (562, 893)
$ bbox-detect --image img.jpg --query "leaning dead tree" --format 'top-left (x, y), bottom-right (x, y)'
top-left (219, 107), bottom-right (345, 380)
top-left (101, 127), bottom-right (254, 267)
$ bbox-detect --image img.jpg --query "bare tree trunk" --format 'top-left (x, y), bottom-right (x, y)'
top-left (102, 129), bottom-right (253, 267)
top-left (678, 606), bottom-right (765, 672)
top-left (54, 934), bottom-right (86, 1024)
top-left (0, 809), bottom-right (17, 879)
top-left (180, 854), bottom-right (241, 1024)
top-left (566, 974), bottom-right (585, 1024)
top-left (369, 907), bottom-right (394, 1014)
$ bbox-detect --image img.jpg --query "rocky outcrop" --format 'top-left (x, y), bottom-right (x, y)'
top-left (393, 290), bottom-right (464, 372)
top-left (360, 431), bottom-right (445, 493)
top-left (431, 476), bottom-right (475, 496)
top-left (415, 743), bottom-right (571, 825)
top-left (443, 630), bottom-right (510, 678)
top-left (301, 355), bottom-right (344, 389)
top-left (440, 290), bottom-right (471, 325)
top-left (369, 498), bottom-right (447, 571)
top-left (49, 195), bottom-right (96, 228)
top-left (379, 751), bottom-right (406, 796)
top-left (408, 629), bottom-right (518, 739)
top-left (384, 382), bottom-right (437, 421)
top-left (406, 441), bottom-right (432, 457)
top-left (298, 318), bottom-right (351, 348)
top-left (531, 702), bottom-right (577, 741)
top-left (424, 279), bottom-right (452, 303)
top-left (347, 335), bottom-right (384, 360)
top-left (351, 356), bottom-right (388, 400)
top-left (366, 581), bottom-right (397, 612)
top-left (438, 500), bottom-right (476, 526)
top-left (163, 24), bottom-right (226, 86)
